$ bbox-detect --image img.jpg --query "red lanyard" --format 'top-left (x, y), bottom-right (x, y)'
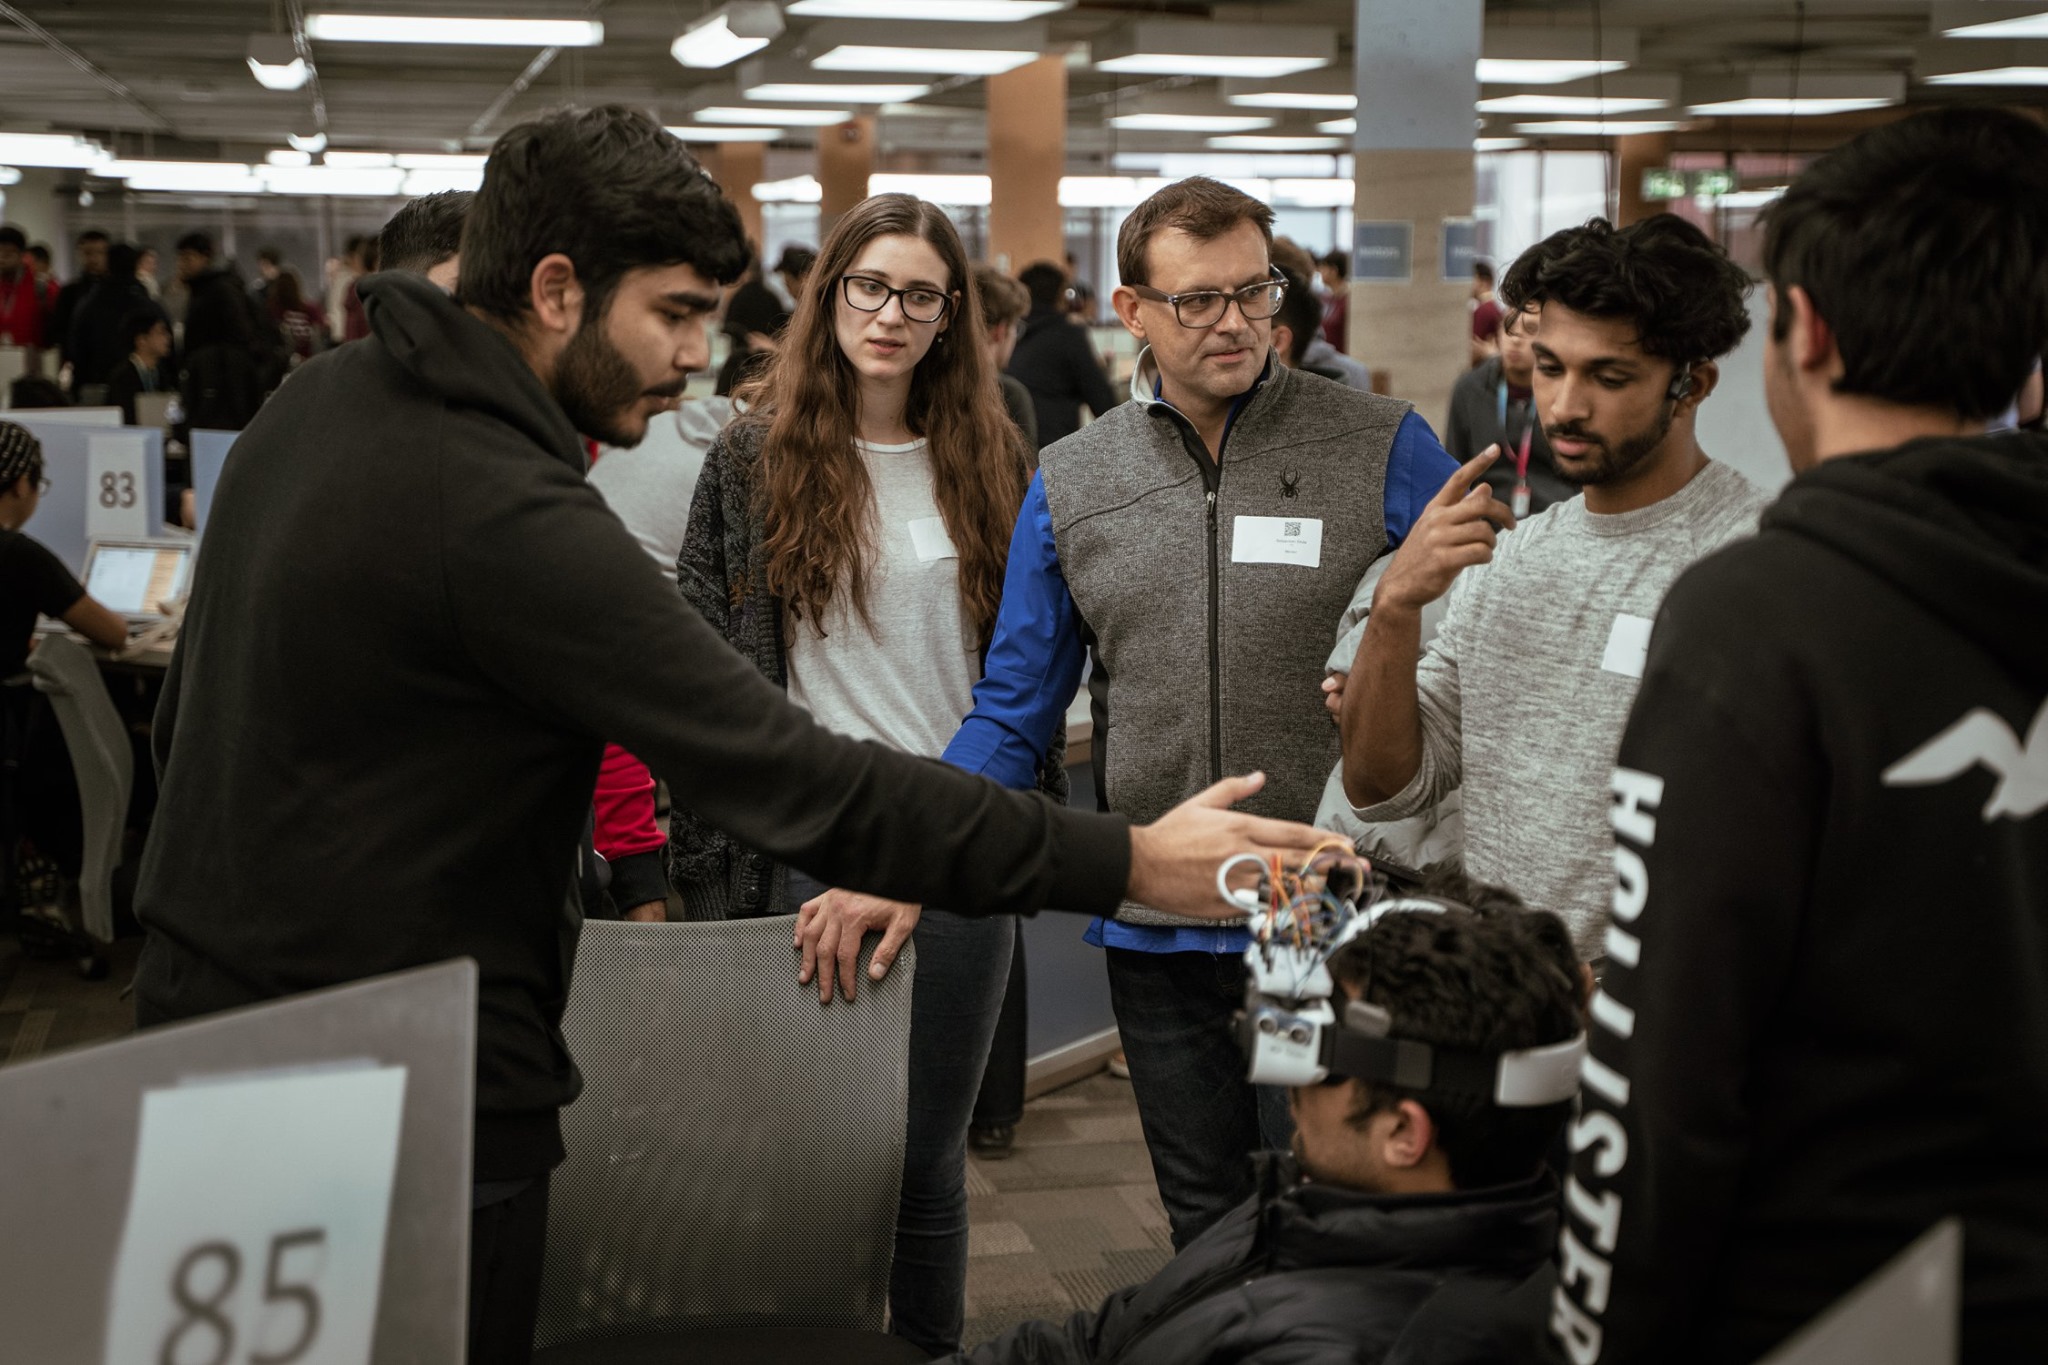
top-left (1496, 381), bottom-right (1534, 517)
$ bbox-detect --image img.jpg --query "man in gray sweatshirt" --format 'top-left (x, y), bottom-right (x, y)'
top-left (1339, 214), bottom-right (1766, 959)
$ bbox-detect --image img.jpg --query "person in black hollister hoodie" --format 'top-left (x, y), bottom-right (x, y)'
top-left (131, 107), bottom-right (1323, 1363)
top-left (1554, 108), bottom-right (2048, 1365)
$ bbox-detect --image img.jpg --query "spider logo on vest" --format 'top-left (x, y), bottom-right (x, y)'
top-left (1281, 472), bottom-right (1300, 499)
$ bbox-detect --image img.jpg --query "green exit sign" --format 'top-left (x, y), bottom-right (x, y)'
top-left (1693, 168), bottom-right (1738, 198)
top-left (1641, 168), bottom-right (1688, 201)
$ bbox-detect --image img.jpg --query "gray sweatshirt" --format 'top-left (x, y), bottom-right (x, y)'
top-left (1350, 460), bottom-right (1768, 953)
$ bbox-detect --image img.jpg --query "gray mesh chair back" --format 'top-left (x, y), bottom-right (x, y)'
top-left (535, 915), bottom-right (915, 1352)
top-left (26, 634), bottom-right (132, 943)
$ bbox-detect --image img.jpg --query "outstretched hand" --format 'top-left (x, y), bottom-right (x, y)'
top-left (1128, 773), bottom-right (1330, 917)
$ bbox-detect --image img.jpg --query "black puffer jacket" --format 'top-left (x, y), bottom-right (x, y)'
top-left (947, 1160), bottom-right (1558, 1365)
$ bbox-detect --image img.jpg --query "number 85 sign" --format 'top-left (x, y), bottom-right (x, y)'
top-left (103, 1068), bottom-right (408, 1365)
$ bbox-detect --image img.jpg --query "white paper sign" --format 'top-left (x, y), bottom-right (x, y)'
top-left (103, 1065), bottom-right (408, 1365)
top-left (1231, 515), bottom-right (1323, 568)
top-left (908, 515), bottom-right (958, 563)
top-left (85, 430), bottom-right (151, 541)
top-left (1601, 613), bottom-right (1655, 680)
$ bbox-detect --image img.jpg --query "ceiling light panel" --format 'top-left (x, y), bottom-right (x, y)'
top-left (1208, 135), bottom-right (1346, 151)
top-left (787, 0), bottom-right (1069, 17)
top-left (0, 132), bottom-right (109, 168)
top-left (1936, 3), bottom-right (2048, 39)
top-left (1480, 25), bottom-right (1637, 84)
top-left (1915, 36), bottom-right (2048, 84)
top-left (1109, 113), bottom-right (1278, 133)
top-left (1478, 94), bottom-right (1667, 115)
top-left (1683, 71), bottom-right (1904, 116)
top-left (697, 105), bottom-right (852, 126)
top-left (1092, 20), bottom-right (1335, 79)
top-left (804, 18), bottom-right (1044, 74)
top-left (747, 82), bottom-right (930, 102)
top-left (1509, 120), bottom-right (1685, 135)
top-left (304, 14), bottom-right (603, 46)
top-left (1477, 59), bottom-right (1627, 84)
top-left (672, 2), bottom-right (782, 69)
top-left (666, 124), bottom-right (785, 141)
top-left (739, 58), bottom-right (931, 102)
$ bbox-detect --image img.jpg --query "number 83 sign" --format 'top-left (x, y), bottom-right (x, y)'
top-left (103, 1068), bottom-right (408, 1365)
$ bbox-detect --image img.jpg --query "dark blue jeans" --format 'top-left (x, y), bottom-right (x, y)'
top-left (1105, 946), bottom-right (1294, 1250)
top-left (785, 872), bottom-right (1013, 1356)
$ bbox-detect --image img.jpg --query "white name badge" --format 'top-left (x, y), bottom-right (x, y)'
top-left (908, 516), bottom-right (958, 563)
top-left (103, 1065), bottom-right (409, 1365)
top-left (1231, 515), bottom-right (1323, 568)
top-left (86, 430), bottom-right (152, 540)
top-left (1601, 613), bottom-right (1655, 680)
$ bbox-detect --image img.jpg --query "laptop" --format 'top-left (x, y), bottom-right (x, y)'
top-left (77, 538), bottom-right (194, 625)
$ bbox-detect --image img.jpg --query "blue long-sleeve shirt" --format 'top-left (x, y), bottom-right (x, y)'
top-left (942, 408), bottom-right (1460, 955)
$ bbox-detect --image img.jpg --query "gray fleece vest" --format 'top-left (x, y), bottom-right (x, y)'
top-left (1041, 356), bottom-right (1407, 927)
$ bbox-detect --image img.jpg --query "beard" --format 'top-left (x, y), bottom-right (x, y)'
top-left (1546, 402), bottom-right (1674, 488)
top-left (553, 321), bottom-right (678, 449)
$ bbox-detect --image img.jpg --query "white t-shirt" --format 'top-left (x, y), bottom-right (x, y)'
top-left (785, 438), bottom-right (979, 759)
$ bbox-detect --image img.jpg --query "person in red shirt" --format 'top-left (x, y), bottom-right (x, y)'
top-left (1469, 259), bottom-right (1503, 368)
top-left (0, 226), bottom-right (45, 353)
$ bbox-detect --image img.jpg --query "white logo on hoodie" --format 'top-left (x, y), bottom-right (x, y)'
top-left (1882, 698), bottom-right (2048, 822)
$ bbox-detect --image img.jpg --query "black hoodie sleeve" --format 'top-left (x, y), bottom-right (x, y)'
top-left (1551, 561), bottom-right (1822, 1364)
top-left (435, 424), bottom-right (1132, 919)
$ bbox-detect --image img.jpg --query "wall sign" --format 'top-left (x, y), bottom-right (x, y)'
top-left (1352, 221), bottom-right (1413, 284)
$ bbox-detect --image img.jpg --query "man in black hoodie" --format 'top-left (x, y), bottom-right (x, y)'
top-left (132, 106), bottom-right (1323, 1363)
top-left (1553, 108), bottom-right (2048, 1364)
top-left (174, 231), bottom-right (265, 429)
top-left (944, 880), bottom-right (1581, 1365)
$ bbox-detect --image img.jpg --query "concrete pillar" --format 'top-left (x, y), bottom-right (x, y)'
top-left (987, 55), bottom-right (1067, 274)
top-left (818, 115), bottom-right (875, 240)
top-left (1615, 132), bottom-right (1674, 227)
top-left (704, 142), bottom-right (766, 254)
top-left (1349, 0), bottom-right (1483, 430)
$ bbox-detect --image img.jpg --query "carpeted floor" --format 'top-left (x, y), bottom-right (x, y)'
top-left (0, 930), bottom-right (1172, 1357)
top-left (961, 1072), bottom-right (1173, 1351)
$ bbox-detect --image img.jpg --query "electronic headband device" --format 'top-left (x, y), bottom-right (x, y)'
top-left (1220, 848), bottom-right (1587, 1103)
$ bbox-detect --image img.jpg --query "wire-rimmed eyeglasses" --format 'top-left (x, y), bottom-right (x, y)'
top-left (840, 273), bottom-right (952, 324)
top-left (1129, 276), bottom-right (1286, 329)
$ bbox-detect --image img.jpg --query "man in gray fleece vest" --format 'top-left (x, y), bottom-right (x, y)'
top-left (934, 178), bottom-right (1460, 1248)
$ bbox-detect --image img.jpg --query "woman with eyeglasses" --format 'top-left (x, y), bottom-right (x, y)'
top-left (669, 194), bottom-right (1050, 1356)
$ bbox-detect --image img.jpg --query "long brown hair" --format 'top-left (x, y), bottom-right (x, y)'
top-left (736, 194), bottom-right (1027, 643)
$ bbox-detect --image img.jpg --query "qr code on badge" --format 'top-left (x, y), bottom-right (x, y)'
top-left (1284, 521), bottom-right (1302, 537)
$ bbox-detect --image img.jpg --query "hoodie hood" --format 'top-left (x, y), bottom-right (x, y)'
top-left (1765, 432), bottom-right (2048, 683)
top-left (361, 270), bottom-right (585, 474)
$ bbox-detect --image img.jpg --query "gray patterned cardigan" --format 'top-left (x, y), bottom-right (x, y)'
top-left (666, 414), bottom-right (1069, 919)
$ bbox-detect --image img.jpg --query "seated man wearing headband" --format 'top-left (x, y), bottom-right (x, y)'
top-left (939, 873), bottom-right (1584, 1365)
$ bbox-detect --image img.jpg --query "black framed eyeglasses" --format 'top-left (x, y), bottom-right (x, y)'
top-left (1130, 276), bottom-right (1286, 329)
top-left (840, 273), bottom-right (952, 324)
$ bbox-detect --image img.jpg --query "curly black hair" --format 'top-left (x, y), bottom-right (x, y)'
top-left (1499, 213), bottom-right (1752, 365)
top-left (1324, 871), bottom-right (1582, 1189)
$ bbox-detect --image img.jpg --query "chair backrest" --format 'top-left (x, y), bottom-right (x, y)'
top-left (25, 634), bottom-right (132, 941)
top-left (535, 916), bottom-right (915, 1351)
